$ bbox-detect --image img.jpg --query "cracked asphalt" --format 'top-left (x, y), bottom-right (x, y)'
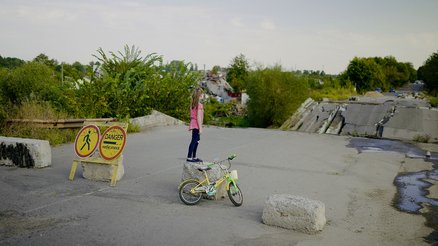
top-left (0, 125), bottom-right (433, 245)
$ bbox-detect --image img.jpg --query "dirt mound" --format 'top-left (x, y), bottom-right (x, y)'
top-left (364, 91), bottom-right (384, 97)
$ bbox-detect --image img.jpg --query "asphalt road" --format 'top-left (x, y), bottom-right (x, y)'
top-left (0, 125), bottom-right (432, 245)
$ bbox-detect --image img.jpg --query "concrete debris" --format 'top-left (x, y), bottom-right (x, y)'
top-left (0, 137), bottom-right (51, 168)
top-left (282, 95), bottom-right (438, 142)
top-left (199, 70), bottom-right (233, 101)
top-left (262, 194), bottom-right (326, 234)
top-left (129, 110), bottom-right (184, 130)
top-left (198, 69), bottom-right (249, 105)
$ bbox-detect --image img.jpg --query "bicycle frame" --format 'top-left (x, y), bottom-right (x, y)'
top-left (189, 160), bottom-right (239, 195)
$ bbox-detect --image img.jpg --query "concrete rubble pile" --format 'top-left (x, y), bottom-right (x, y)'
top-left (281, 96), bottom-right (438, 142)
top-left (199, 70), bottom-right (233, 102)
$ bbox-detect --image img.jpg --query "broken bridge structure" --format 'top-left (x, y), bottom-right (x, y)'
top-left (281, 97), bottom-right (438, 142)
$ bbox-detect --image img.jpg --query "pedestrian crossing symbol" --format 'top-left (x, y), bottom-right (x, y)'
top-left (74, 124), bottom-right (100, 158)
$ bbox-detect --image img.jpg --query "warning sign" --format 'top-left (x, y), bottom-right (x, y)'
top-left (74, 124), bottom-right (100, 158)
top-left (99, 125), bottom-right (127, 161)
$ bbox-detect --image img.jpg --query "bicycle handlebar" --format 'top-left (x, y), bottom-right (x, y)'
top-left (206, 154), bottom-right (237, 170)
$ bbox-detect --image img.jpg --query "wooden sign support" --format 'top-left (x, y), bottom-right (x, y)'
top-left (69, 121), bottom-right (128, 187)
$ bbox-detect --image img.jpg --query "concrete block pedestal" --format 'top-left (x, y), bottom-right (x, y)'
top-left (81, 155), bottom-right (125, 182)
top-left (181, 162), bottom-right (227, 200)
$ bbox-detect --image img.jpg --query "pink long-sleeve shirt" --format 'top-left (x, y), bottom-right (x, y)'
top-left (189, 103), bottom-right (204, 130)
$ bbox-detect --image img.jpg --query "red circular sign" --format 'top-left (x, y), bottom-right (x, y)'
top-left (74, 125), bottom-right (100, 158)
top-left (98, 125), bottom-right (127, 161)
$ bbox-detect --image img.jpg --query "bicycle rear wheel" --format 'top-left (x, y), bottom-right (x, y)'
top-left (227, 182), bottom-right (243, 207)
top-left (179, 180), bottom-right (202, 205)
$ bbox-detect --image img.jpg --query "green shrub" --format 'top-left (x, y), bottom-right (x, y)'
top-left (204, 98), bottom-right (248, 127)
top-left (0, 107), bottom-right (6, 127)
top-left (246, 66), bottom-right (309, 128)
top-left (427, 95), bottom-right (438, 107)
top-left (0, 62), bottom-right (60, 105)
top-left (310, 87), bottom-right (356, 101)
top-left (127, 123), bottom-right (141, 133)
top-left (413, 134), bottom-right (430, 143)
top-left (91, 46), bottom-right (200, 120)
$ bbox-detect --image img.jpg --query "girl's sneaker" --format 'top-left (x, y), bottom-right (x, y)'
top-left (192, 158), bottom-right (203, 162)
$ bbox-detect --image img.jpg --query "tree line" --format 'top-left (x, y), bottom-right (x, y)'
top-left (226, 51), bottom-right (437, 127)
top-left (0, 46), bottom-right (437, 133)
top-left (0, 46), bottom-right (201, 126)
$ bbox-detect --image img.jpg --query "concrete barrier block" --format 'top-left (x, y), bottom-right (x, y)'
top-left (130, 110), bottom-right (184, 130)
top-left (181, 162), bottom-right (227, 200)
top-left (81, 155), bottom-right (124, 182)
top-left (0, 137), bottom-right (51, 168)
top-left (262, 194), bottom-right (326, 234)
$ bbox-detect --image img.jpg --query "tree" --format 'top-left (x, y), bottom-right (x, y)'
top-left (373, 56), bottom-right (415, 88)
top-left (211, 65), bottom-right (221, 75)
top-left (0, 62), bottom-right (62, 106)
top-left (89, 45), bottom-right (162, 118)
top-left (94, 45), bottom-right (161, 79)
top-left (87, 45), bottom-right (200, 119)
top-left (151, 61), bottom-right (201, 120)
top-left (342, 57), bottom-right (385, 93)
top-left (343, 56), bottom-right (416, 93)
top-left (418, 51), bottom-right (438, 95)
top-left (227, 54), bottom-right (250, 92)
top-left (33, 53), bottom-right (58, 68)
top-left (246, 65), bottom-right (309, 127)
top-left (0, 55), bottom-right (25, 68)
top-left (55, 62), bottom-right (88, 82)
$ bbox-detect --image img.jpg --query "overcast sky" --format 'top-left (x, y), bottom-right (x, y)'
top-left (1, 0), bottom-right (437, 74)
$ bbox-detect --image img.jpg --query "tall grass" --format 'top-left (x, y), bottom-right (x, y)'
top-left (1, 100), bottom-right (77, 145)
top-left (427, 95), bottom-right (438, 107)
top-left (310, 87), bottom-right (356, 101)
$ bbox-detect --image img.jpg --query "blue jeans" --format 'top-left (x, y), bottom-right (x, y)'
top-left (187, 129), bottom-right (200, 159)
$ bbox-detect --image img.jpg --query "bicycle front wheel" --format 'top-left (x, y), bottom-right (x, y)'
top-left (227, 182), bottom-right (243, 207)
top-left (179, 180), bottom-right (202, 205)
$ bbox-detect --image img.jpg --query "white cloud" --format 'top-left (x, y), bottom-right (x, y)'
top-left (1, 1), bottom-right (437, 74)
top-left (259, 19), bottom-right (276, 31)
top-left (230, 18), bottom-right (245, 28)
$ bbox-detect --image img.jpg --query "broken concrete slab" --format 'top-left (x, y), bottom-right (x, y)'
top-left (340, 103), bottom-right (393, 137)
top-left (129, 110), bottom-right (184, 130)
top-left (282, 95), bottom-right (436, 143)
top-left (382, 107), bottom-right (438, 142)
top-left (281, 98), bottom-right (315, 130)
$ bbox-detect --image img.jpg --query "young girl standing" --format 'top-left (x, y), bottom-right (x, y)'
top-left (187, 88), bottom-right (204, 162)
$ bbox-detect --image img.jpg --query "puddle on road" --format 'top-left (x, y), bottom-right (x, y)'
top-left (347, 138), bottom-right (429, 158)
top-left (347, 138), bottom-right (438, 213)
top-left (347, 138), bottom-right (438, 243)
top-left (393, 170), bottom-right (438, 213)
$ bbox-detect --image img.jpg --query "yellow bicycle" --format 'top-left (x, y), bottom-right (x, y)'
top-left (178, 154), bottom-right (243, 206)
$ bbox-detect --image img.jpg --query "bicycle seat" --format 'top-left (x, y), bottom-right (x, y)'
top-left (197, 166), bottom-right (211, 171)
